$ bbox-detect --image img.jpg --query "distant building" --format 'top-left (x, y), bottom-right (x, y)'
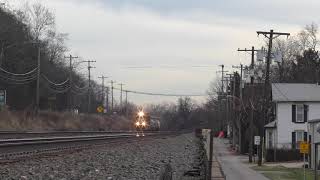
top-left (266, 83), bottom-right (320, 150)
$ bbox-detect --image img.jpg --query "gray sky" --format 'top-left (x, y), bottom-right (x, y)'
top-left (7, 0), bottom-right (320, 105)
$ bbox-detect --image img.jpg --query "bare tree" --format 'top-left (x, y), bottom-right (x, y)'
top-left (298, 23), bottom-right (319, 51)
top-left (45, 30), bottom-right (68, 63)
top-left (20, 2), bottom-right (55, 40)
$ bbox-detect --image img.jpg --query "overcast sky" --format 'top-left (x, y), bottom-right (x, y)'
top-left (6, 0), bottom-right (320, 105)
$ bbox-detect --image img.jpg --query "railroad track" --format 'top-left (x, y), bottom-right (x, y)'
top-left (0, 131), bottom-right (136, 139)
top-left (0, 131), bottom-right (171, 162)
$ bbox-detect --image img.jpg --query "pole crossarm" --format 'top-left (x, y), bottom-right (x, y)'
top-left (257, 31), bottom-right (290, 39)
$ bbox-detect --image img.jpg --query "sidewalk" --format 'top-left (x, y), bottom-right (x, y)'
top-left (213, 138), bottom-right (269, 180)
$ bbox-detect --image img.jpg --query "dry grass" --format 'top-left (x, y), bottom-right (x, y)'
top-left (0, 109), bottom-right (134, 131)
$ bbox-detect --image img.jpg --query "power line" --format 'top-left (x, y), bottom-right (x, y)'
top-left (124, 65), bottom-right (217, 69)
top-left (41, 74), bottom-right (69, 86)
top-left (113, 87), bottom-right (205, 97)
top-left (0, 66), bottom-right (38, 76)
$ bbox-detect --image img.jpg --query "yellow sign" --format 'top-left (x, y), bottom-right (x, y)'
top-left (97, 106), bottom-right (104, 113)
top-left (300, 141), bottom-right (309, 154)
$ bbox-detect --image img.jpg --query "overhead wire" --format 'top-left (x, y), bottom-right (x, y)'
top-left (41, 74), bottom-right (70, 86)
top-left (0, 75), bottom-right (36, 84)
top-left (71, 83), bottom-right (89, 95)
top-left (113, 87), bottom-right (206, 97)
top-left (0, 66), bottom-right (38, 76)
top-left (41, 73), bottom-right (71, 94)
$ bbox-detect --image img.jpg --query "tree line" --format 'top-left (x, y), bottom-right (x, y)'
top-left (0, 3), bottom-right (102, 112)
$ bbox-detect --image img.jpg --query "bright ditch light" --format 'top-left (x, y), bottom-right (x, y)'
top-left (138, 111), bottom-right (144, 117)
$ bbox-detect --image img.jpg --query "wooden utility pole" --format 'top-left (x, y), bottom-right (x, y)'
top-left (217, 65), bottom-right (229, 131)
top-left (65, 55), bottom-right (78, 111)
top-left (218, 65), bottom-right (228, 93)
top-left (36, 44), bottom-right (41, 113)
top-left (86, 60), bottom-right (96, 113)
top-left (225, 74), bottom-right (233, 139)
top-left (257, 30), bottom-right (290, 166)
top-left (232, 64), bottom-right (243, 153)
top-left (125, 90), bottom-right (128, 117)
top-left (237, 46), bottom-right (258, 163)
top-left (110, 80), bottom-right (116, 112)
top-left (98, 75), bottom-right (108, 109)
top-left (232, 64), bottom-right (243, 99)
top-left (106, 87), bottom-right (110, 113)
top-left (237, 47), bottom-right (258, 69)
top-left (118, 83), bottom-right (125, 111)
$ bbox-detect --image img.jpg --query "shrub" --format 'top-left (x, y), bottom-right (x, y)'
top-left (0, 109), bottom-right (134, 131)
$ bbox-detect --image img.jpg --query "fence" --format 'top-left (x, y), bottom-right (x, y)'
top-left (201, 129), bottom-right (226, 180)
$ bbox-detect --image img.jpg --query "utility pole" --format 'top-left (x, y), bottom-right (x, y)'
top-left (106, 87), bottom-right (110, 113)
top-left (36, 43), bottom-right (41, 113)
top-left (237, 46), bottom-right (258, 163)
top-left (231, 73), bottom-right (237, 147)
top-left (118, 83), bottom-right (125, 111)
top-left (225, 74), bottom-right (233, 139)
top-left (110, 80), bottom-right (116, 112)
top-left (65, 55), bottom-right (78, 111)
top-left (238, 47), bottom-right (258, 69)
top-left (232, 64), bottom-right (243, 154)
top-left (125, 90), bottom-right (128, 117)
top-left (232, 64), bottom-right (243, 99)
top-left (85, 60), bottom-right (96, 113)
top-left (98, 75), bottom-right (108, 109)
top-left (257, 30), bottom-right (290, 166)
top-left (217, 65), bottom-right (228, 132)
top-left (218, 65), bottom-right (228, 93)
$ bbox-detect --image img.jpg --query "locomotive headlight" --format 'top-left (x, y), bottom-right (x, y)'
top-left (135, 122), bottom-right (140, 126)
top-left (138, 111), bottom-right (144, 117)
top-left (142, 121), bottom-right (146, 126)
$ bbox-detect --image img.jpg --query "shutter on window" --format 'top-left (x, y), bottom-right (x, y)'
top-left (292, 132), bottom-right (296, 149)
top-left (304, 105), bottom-right (308, 122)
top-left (292, 105), bottom-right (296, 123)
top-left (309, 135), bottom-right (312, 143)
top-left (304, 132), bottom-right (308, 141)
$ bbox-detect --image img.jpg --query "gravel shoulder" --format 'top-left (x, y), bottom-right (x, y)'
top-left (0, 133), bottom-right (204, 180)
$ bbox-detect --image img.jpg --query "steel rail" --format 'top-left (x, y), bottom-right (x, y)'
top-left (0, 131), bottom-right (173, 161)
top-left (0, 133), bottom-right (139, 147)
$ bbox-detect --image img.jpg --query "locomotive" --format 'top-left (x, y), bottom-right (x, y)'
top-left (134, 110), bottom-right (160, 136)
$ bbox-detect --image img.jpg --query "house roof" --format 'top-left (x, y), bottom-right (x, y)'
top-left (272, 83), bottom-right (320, 102)
top-left (264, 121), bottom-right (276, 128)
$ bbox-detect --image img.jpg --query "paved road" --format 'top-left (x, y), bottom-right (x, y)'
top-left (214, 138), bottom-right (269, 180)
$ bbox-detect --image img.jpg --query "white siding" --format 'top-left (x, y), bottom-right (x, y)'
top-left (277, 103), bottom-right (306, 148)
top-left (309, 103), bottom-right (320, 120)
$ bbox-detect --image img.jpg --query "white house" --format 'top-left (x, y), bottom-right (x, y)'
top-left (265, 83), bottom-right (320, 150)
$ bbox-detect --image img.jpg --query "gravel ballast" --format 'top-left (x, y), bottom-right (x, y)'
top-left (0, 133), bottom-right (204, 180)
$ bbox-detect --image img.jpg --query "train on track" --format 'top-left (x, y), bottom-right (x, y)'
top-left (134, 110), bottom-right (160, 136)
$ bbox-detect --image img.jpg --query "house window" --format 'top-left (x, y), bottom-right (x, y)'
top-left (296, 131), bottom-right (304, 149)
top-left (296, 105), bottom-right (304, 123)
